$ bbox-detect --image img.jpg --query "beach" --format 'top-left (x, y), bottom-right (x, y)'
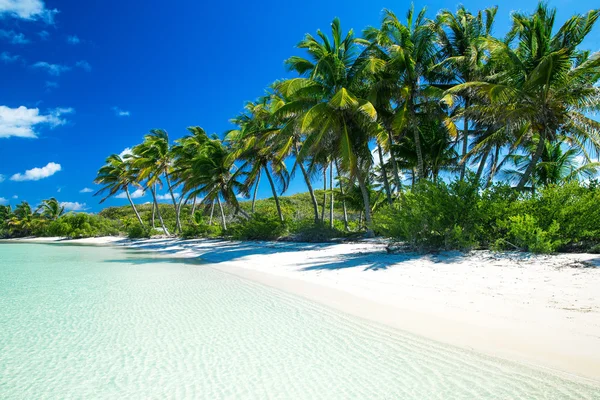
top-left (12, 236), bottom-right (600, 384)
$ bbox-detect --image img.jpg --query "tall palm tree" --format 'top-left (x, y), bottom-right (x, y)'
top-left (171, 126), bottom-right (212, 220)
top-left (7, 201), bottom-right (35, 236)
top-left (133, 129), bottom-right (181, 232)
top-left (94, 154), bottom-right (145, 227)
top-left (36, 198), bottom-right (65, 220)
top-left (451, 3), bottom-right (600, 190)
top-left (434, 5), bottom-right (497, 180)
top-left (364, 6), bottom-right (444, 181)
top-left (227, 98), bottom-right (290, 222)
top-left (278, 18), bottom-right (382, 236)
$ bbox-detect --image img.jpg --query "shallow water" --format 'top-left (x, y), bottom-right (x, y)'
top-left (0, 243), bottom-right (598, 399)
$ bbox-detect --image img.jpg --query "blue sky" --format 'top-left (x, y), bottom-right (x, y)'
top-left (1, 0), bottom-right (599, 212)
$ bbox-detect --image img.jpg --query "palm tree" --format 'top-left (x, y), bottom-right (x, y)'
top-left (504, 137), bottom-right (600, 190)
top-left (36, 198), bottom-right (65, 220)
top-left (7, 201), bottom-right (35, 236)
top-left (451, 3), bottom-right (600, 190)
top-left (94, 154), bottom-right (146, 227)
top-left (133, 129), bottom-right (181, 232)
top-left (434, 5), bottom-right (497, 180)
top-left (278, 18), bottom-right (381, 236)
top-left (171, 126), bottom-right (212, 220)
top-left (227, 98), bottom-right (290, 222)
top-left (364, 6), bottom-right (444, 181)
top-left (179, 131), bottom-right (248, 230)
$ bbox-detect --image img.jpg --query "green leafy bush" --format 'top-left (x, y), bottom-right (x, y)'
top-left (494, 214), bottom-right (561, 253)
top-left (127, 224), bottom-right (152, 239)
top-left (228, 212), bottom-right (288, 240)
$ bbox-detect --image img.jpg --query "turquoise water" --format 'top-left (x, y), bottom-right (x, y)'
top-left (0, 243), bottom-right (598, 399)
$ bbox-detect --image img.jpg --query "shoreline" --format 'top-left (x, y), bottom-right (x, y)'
top-left (5, 236), bottom-right (600, 384)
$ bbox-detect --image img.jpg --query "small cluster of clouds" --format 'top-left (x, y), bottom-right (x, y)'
top-left (0, 29), bottom-right (28, 44)
top-left (156, 193), bottom-right (180, 201)
top-left (66, 35), bottom-right (80, 44)
top-left (0, 0), bottom-right (58, 24)
top-left (31, 60), bottom-right (91, 76)
top-left (10, 162), bottom-right (61, 181)
top-left (0, 105), bottom-right (73, 138)
top-left (112, 107), bottom-right (130, 117)
top-left (79, 187), bottom-right (93, 193)
top-left (116, 188), bottom-right (145, 199)
top-left (60, 201), bottom-right (86, 211)
top-left (1, 51), bottom-right (20, 63)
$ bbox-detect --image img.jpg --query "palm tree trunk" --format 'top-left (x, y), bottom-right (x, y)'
top-left (460, 100), bottom-right (470, 181)
top-left (486, 145), bottom-right (501, 188)
top-left (151, 189), bottom-right (156, 228)
top-left (517, 133), bottom-right (546, 191)
top-left (263, 166), bottom-right (283, 222)
top-left (296, 145), bottom-right (320, 224)
top-left (190, 195), bottom-right (197, 220)
top-left (151, 186), bottom-right (168, 236)
top-left (209, 199), bottom-right (215, 226)
top-left (334, 160), bottom-right (349, 231)
top-left (356, 169), bottom-right (374, 238)
top-left (321, 166), bottom-right (327, 223)
top-left (414, 127), bottom-right (425, 181)
top-left (125, 187), bottom-right (144, 226)
top-left (217, 196), bottom-right (227, 230)
top-left (252, 170), bottom-right (261, 213)
top-left (377, 141), bottom-right (393, 204)
top-left (475, 147), bottom-right (490, 185)
top-left (329, 161), bottom-right (334, 229)
top-left (383, 119), bottom-right (402, 190)
top-left (164, 172), bottom-right (181, 233)
top-left (176, 195), bottom-right (185, 232)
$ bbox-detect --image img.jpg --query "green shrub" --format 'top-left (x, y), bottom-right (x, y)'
top-left (228, 212), bottom-right (288, 240)
top-left (127, 224), bottom-right (152, 239)
top-left (494, 214), bottom-right (561, 254)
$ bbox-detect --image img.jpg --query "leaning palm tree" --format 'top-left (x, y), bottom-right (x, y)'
top-left (227, 98), bottom-right (290, 222)
top-left (133, 129), bottom-right (181, 232)
top-left (94, 154), bottom-right (145, 227)
top-left (36, 198), bottom-right (65, 220)
top-left (450, 3), bottom-right (600, 190)
top-left (180, 132), bottom-right (248, 230)
top-left (171, 126), bottom-right (212, 221)
top-left (503, 137), bottom-right (600, 190)
top-left (278, 18), bottom-right (382, 236)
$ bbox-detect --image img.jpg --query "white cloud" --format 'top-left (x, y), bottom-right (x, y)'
top-left (119, 147), bottom-right (132, 158)
top-left (0, 0), bottom-right (58, 23)
top-left (0, 105), bottom-right (73, 138)
top-left (66, 35), bottom-right (80, 44)
top-left (12, 194), bottom-right (17, 199)
top-left (0, 29), bottom-right (29, 44)
top-left (56, 186), bottom-right (61, 193)
top-left (60, 201), bottom-right (86, 211)
top-left (156, 192), bottom-right (179, 201)
top-left (0, 174), bottom-right (4, 182)
top-left (10, 161), bottom-right (61, 181)
top-left (32, 61), bottom-right (70, 76)
top-left (112, 106), bottom-right (130, 117)
top-left (75, 60), bottom-right (91, 72)
top-left (116, 188), bottom-right (145, 199)
top-left (1, 51), bottom-right (20, 63)
top-left (79, 187), bottom-right (93, 193)
top-left (45, 81), bottom-right (58, 90)
top-left (0, 197), bottom-right (7, 205)
top-left (38, 30), bottom-right (49, 40)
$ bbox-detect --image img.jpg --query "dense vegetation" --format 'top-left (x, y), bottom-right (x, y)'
top-left (3, 3), bottom-right (600, 254)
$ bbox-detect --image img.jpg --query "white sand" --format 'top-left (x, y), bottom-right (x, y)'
top-left (12, 236), bottom-right (600, 382)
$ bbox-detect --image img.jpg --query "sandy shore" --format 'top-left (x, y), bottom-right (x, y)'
top-left (8, 236), bottom-right (600, 383)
